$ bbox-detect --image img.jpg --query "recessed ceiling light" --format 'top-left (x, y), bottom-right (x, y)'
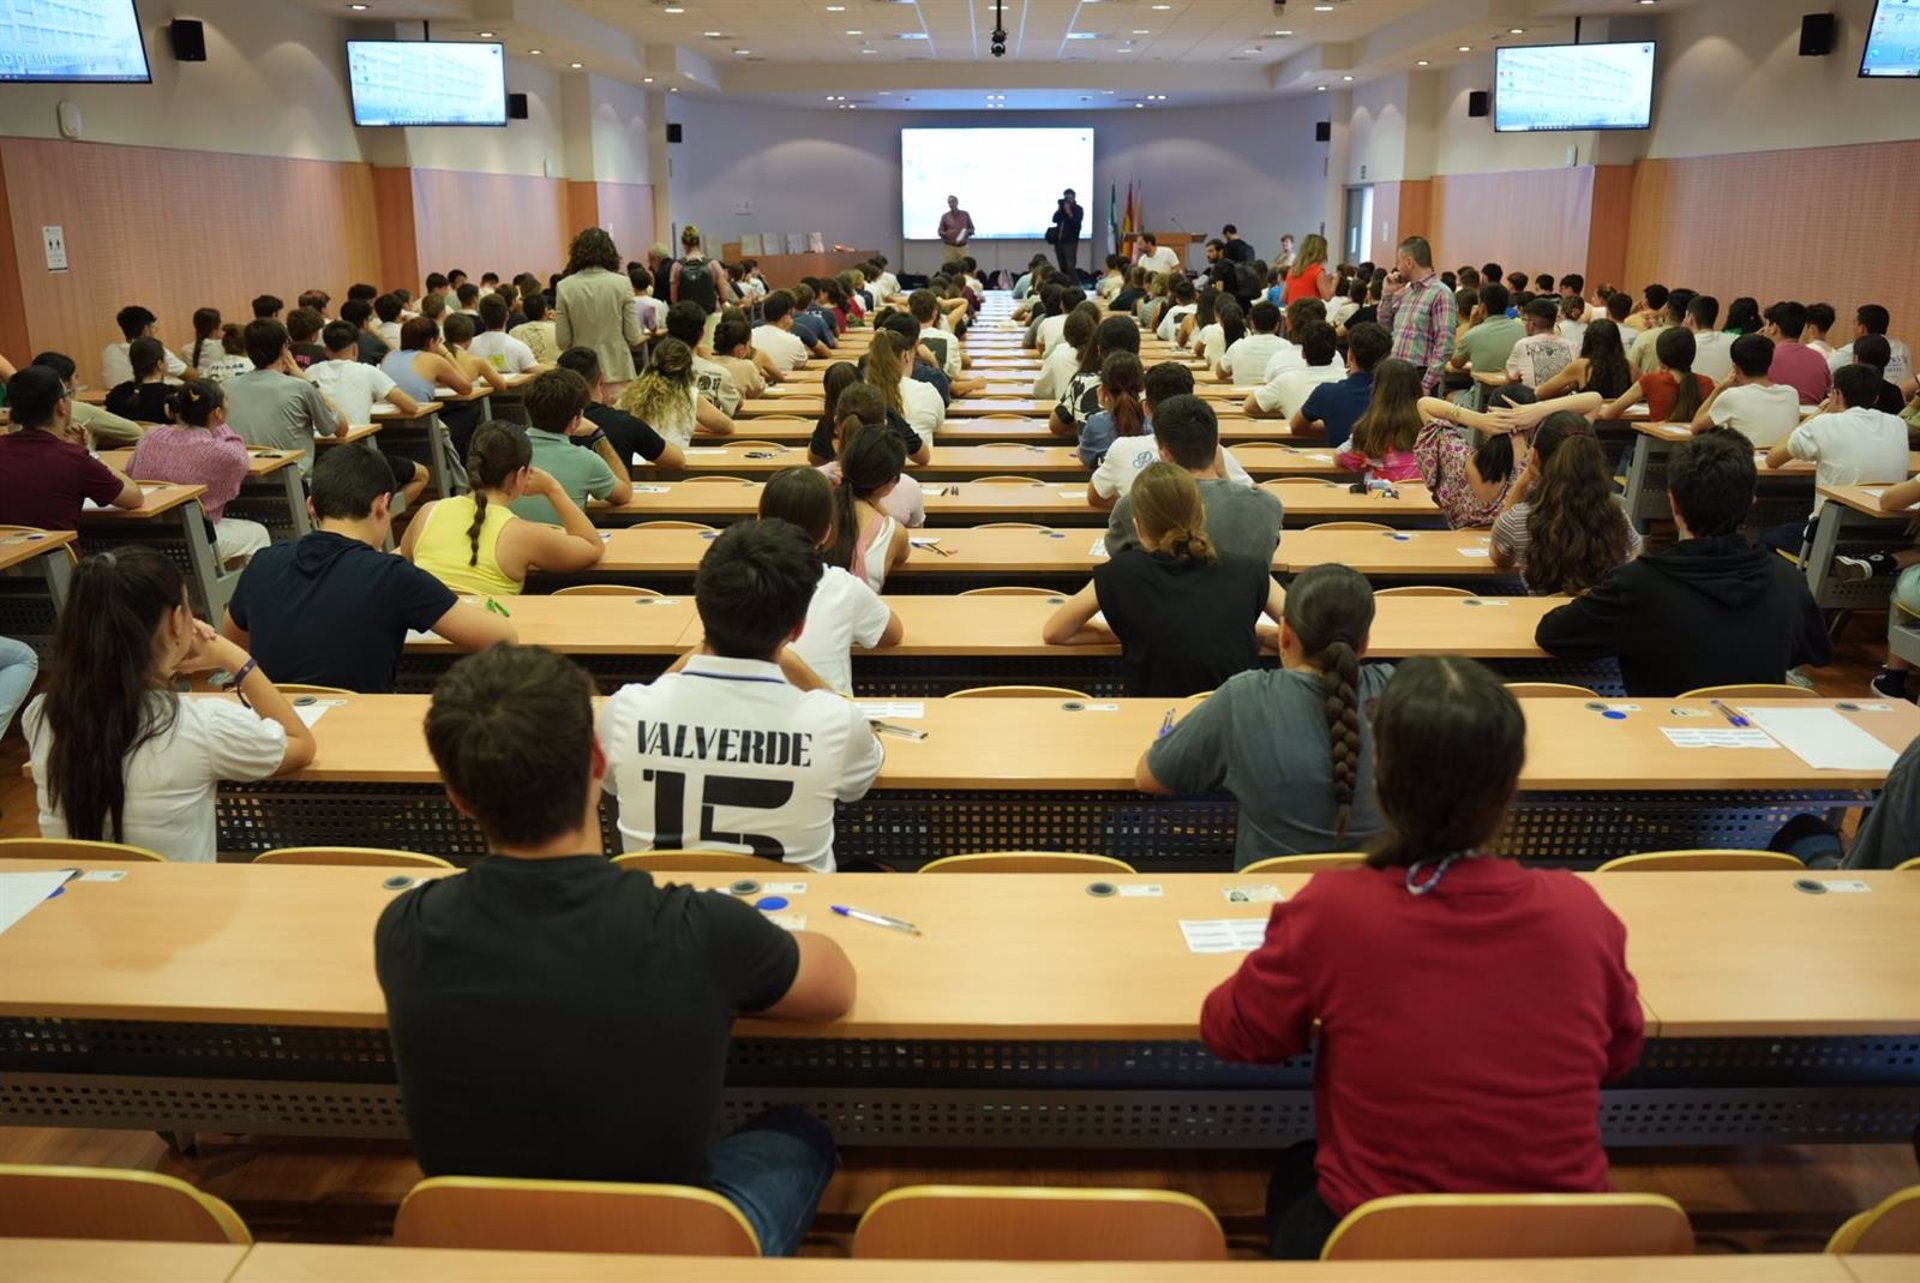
top-left (859, 48), bottom-right (875, 53)
top-left (643, 76), bottom-right (654, 82)
top-left (1415, 59), bottom-right (1429, 66)
top-left (733, 49), bottom-right (750, 55)
top-left (1509, 27), bottom-right (1525, 34)
top-left (1342, 74), bottom-right (1353, 81)
top-left (348, 3), bottom-right (367, 10)
top-left (1151, 3), bottom-right (1171, 9)
top-left (570, 61), bottom-right (583, 68)
top-left (478, 31), bottom-right (493, 37)
top-left (669, 86), bottom-right (678, 91)
top-left (1458, 45), bottom-right (1471, 52)
top-left (528, 48), bottom-right (542, 55)
top-left (1313, 2), bottom-right (1334, 10)
top-left (1272, 30), bottom-right (1292, 37)
top-left (1134, 102), bottom-right (1144, 108)
top-left (662, 4), bottom-right (683, 11)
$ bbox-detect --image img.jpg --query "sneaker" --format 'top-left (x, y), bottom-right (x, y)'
top-left (1833, 555), bottom-right (1874, 581)
top-left (1870, 668), bottom-right (1910, 700)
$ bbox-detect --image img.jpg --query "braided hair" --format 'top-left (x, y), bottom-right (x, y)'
top-left (1283, 564), bottom-right (1377, 843)
top-left (462, 422), bottom-right (532, 567)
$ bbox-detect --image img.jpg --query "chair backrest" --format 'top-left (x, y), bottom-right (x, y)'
top-left (1260, 478), bottom-right (1340, 489)
top-left (682, 476), bottom-right (753, 485)
top-left (0, 837), bottom-right (166, 863)
top-left (724, 441), bottom-right (788, 451)
top-left (920, 852), bottom-right (1137, 875)
top-left (1596, 850), bottom-right (1808, 873)
top-left (394, 1176), bottom-right (759, 1256)
top-left (0, 1164), bottom-right (251, 1243)
top-left (1239, 852), bottom-right (1369, 875)
top-left (852, 1185), bottom-right (1226, 1261)
top-left (553, 584), bottom-right (666, 597)
top-left (1375, 586), bottom-right (1476, 597)
top-left (613, 850), bottom-right (794, 874)
top-left (959, 586), bottom-right (1064, 597)
top-left (1826, 1184), bottom-right (1920, 1253)
top-left (1504, 682), bottom-right (1602, 699)
top-left (254, 847), bottom-right (455, 870)
top-left (633, 520), bottom-right (719, 531)
top-left (1676, 683), bottom-right (1823, 701)
top-left (947, 685), bottom-right (1092, 700)
top-left (1896, 856), bottom-right (1920, 872)
top-left (1229, 442), bottom-right (1293, 452)
top-left (975, 522), bottom-right (1052, 530)
top-left (972, 475), bottom-right (1045, 485)
top-left (1307, 521), bottom-right (1395, 532)
top-left (274, 683), bottom-right (357, 696)
top-left (1321, 1193), bottom-right (1693, 1261)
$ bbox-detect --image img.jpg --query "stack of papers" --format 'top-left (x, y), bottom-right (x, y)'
top-left (1180, 919), bottom-right (1269, 954)
top-left (1744, 707), bottom-right (1899, 771)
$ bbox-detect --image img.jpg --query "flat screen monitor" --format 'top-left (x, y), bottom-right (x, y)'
top-left (900, 128), bottom-right (1096, 240)
top-left (348, 40), bottom-right (508, 127)
top-left (1862, 0), bottom-right (1920, 77)
top-left (0, 0), bottom-right (152, 84)
top-left (1493, 41), bottom-right (1656, 133)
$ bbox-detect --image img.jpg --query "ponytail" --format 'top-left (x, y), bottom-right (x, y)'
top-left (827, 424), bottom-right (904, 569)
top-left (165, 378), bottom-right (225, 430)
top-left (1656, 326), bottom-right (1704, 423)
top-left (1129, 461), bottom-right (1215, 563)
top-left (1283, 563), bottom-right (1377, 844)
top-left (1101, 352), bottom-right (1146, 441)
top-left (1322, 640), bottom-right (1362, 843)
top-left (463, 421), bottom-right (533, 567)
top-left (864, 331), bottom-right (906, 416)
top-left (189, 307), bottom-right (221, 371)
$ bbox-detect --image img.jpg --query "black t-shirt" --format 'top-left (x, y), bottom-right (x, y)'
top-left (1093, 549), bottom-right (1268, 697)
top-left (357, 331), bottom-right (390, 366)
top-left (227, 530), bottom-right (457, 692)
top-left (809, 407), bottom-right (923, 461)
top-left (290, 343), bottom-right (327, 370)
top-left (104, 381), bottom-right (175, 423)
top-left (584, 401), bottom-right (670, 463)
top-left (1110, 288), bottom-right (1146, 314)
top-left (375, 856), bottom-right (800, 1184)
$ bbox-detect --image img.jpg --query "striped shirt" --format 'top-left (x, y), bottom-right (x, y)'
top-left (1378, 271), bottom-right (1458, 394)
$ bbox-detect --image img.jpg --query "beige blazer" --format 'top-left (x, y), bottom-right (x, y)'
top-left (555, 266), bottom-right (644, 383)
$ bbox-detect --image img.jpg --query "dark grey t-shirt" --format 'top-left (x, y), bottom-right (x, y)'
top-left (1107, 478), bottom-right (1284, 564)
top-left (1146, 663), bottom-right (1394, 867)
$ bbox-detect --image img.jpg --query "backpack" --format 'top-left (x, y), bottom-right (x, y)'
top-left (677, 256), bottom-right (719, 315)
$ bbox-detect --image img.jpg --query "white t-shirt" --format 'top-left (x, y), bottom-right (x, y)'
top-left (1221, 334), bottom-right (1285, 384)
top-left (1830, 338), bottom-right (1914, 382)
top-left (1686, 329), bottom-right (1735, 383)
top-left (1194, 323), bottom-right (1225, 362)
top-left (1091, 434), bottom-right (1256, 502)
top-left (1708, 382), bottom-right (1801, 449)
top-left (1326, 298), bottom-right (1359, 330)
top-left (1033, 342), bottom-right (1081, 400)
top-left (1137, 246), bottom-right (1181, 275)
top-left (1259, 342), bottom-right (1306, 384)
top-left (791, 566), bottom-right (893, 695)
top-left (377, 321), bottom-right (404, 351)
top-left (25, 694), bottom-right (288, 863)
top-left (1096, 272), bottom-right (1124, 301)
top-left (1558, 319), bottom-right (1588, 350)
top-left (308, 359), bottom-right (400, 426)
top-left (898, 377), bottom-right (947, 439)
top-left (753, 324), bottom-right (811, 372)
top-left (598, 655), bottom-right (885, 871)
top-left (1253, 362), bottom-right (1345, 417)
top-left (1786, 406), bottom-right (1912, 512)
top-left (1036, 313), bottom-right (1069, 357)
top-left (691, 354), bottom-right (742, 417)
top-left (1157, 304), bottom-right (1197, 345)
top-left (105, 341), bottom-right (186, 388)
top-left (644, 385), bottom-right (701, 448)
top-left (468, 330), bottom-right (540, 375)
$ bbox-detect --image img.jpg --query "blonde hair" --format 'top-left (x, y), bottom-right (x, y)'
top-left (864, 330), bottom-right (907, 416)
top-left (1130, 462), bottom-right (1215, 562)
top-left (1292, 233), bottom-right (1329, 276)
top-left (619, 337), bottom-right (694, 426)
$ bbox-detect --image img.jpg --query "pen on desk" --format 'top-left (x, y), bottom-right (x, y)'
top-left (1709, 698), bottom-right (1749, 728)
top-left (833, 905), bottom-right (921, 936)
top-left (1158, 707), bottom-right (1177, 739)
top-left (485, 597), bottom-right (513, 618)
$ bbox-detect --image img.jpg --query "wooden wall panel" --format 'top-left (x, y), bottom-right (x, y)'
top-left (408, 169), bottom-right (568, 287)
top-left (1622, 140), bottom-right (1920, 342)
top-left (372, 166), bottom-right (421, 298)
top-left (0, 137), bottom-right (380, 388)
top-left (1584, 165), bottom-right (1635, 295)
top-left (565, 181), bottom-right (601, 248)
top-left (1426, 168), bottom-right (1596, 280)
top-left (0, 146), bottom-right (28, 363)
top-left (592, 182), bottom-right (657, 263)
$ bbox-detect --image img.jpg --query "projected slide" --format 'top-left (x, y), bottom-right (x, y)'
top-left (901, 128), bottom-right (1095, 240)
top-left (0, 0), bottom-right (151, 83)
top-left (1494, 42), bottom-right (1656, 133)
top-left (1862, 0), bottom-right (1920, 76)
top-left (348, 41), bottom-right (508, 128)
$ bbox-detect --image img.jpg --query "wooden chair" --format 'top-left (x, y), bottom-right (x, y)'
top-left (614, 850), bottom-right (793, 874)
top-left (1504, 682), bottom-right (1602, 698)
top-left (1676, 683), bottom-right (1822, 701)
top-left (254, 847), bottom-right (455, 870)
top-left (947, 685), bottom-right (1093, 700)
top-left (972, 475), bottom-right (1045, 485)
top-left (1896, 856), bottom-right (1920, 872)
top-left (0, 1164), bottom-right (251, 1243)
top-left (682, 476), bottom-right (753, 486)
top-left (1826, 1184), bottom-right (1920, 1253)
top-left (1260, 478), bottom-right (1340, 489)
top-left (1240, 852), bottom-right (1368, 875)
top-left (1228, 442), bottom-right (1293, 453)
top-left (975, 522), bottom-right (1052, 530)
top-left (1376, 586), bottom-right (1476, 597)
top-left (393, 1176), bottom-right (759, 1256)
top-left (274, 683), bottom-right (356, 696)
top-left (633, 520), bottom-right (718, 530)
top-left (1320, 1193), bottom-right (1693, 1261)
top-left (720, 441), bottom-right (789, 452)
top-left (0, 837), bottom-right (165, 863)
top-left (920, 852), bottom-right (1137, 875)
top-left (960, 586), bottom-right (1062, 597)
top-left (1307, 521), bottom-right (1395, 532)
top-left (1596, 850), bottom-right (1807, 873)
top-left (852, 1185), bottom-right (1226, 1261)
top-left (553, 584), bottom-right (665, 597)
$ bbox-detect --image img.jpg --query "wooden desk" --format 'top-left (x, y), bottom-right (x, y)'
top-left (0, 529), bottom-right (77, 647)
top-left (0, 1239), bottom-right (249, 1283)
top-left (372, 401), bottom-right (460, 498)
top-left (936, 418), bottom-right (1319, 446)
top-left (653, 443), bottom-right (1344, 483)
top-left (1800, 483), bottom-right (1916, 613)
top-left (1277, 528), bottom-right (1507, 580)
top-left (100, 446), bottom-right (310, 540)
top-left (76, 483), bottom-right (236, 618)
top-left (1616, 422), bottom-right (1914, 531)
top-left (318, 422), bottom-right (385, 448)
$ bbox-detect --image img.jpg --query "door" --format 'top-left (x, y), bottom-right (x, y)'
top-left (1343, 186), bottom-right (1374, 263)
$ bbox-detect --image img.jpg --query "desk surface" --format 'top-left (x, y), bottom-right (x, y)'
top-left (0, 529), bottom-right (77, 573)
top-left (663, 444), bottom-right (1343, 480)
top-left (1277, 529), bottom-right (1501, 575)
top-left (0, 862), bottom-right (1913, 1039)
top-left (1817, 484), bottom-right (1916, 520)
top-left (100, 448), bottom-right (301, 479)
top-left (75, 483), bottom-right (205, 521)
top-left (0, 1240), bottom-right (249, 1283)
top-left (405, 594), bottom-right (698, 654)
top-left (599, 524), bottom-right (1110, 575)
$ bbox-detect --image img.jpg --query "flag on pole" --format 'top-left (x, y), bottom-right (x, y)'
top-left (1107, 181), bottom-right (1119, 251)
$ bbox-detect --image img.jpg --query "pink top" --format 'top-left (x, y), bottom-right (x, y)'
top-left (127, 423), bottom-right (250, 521)
top-left (815, 462), bottom-right (925, 528)
top-left (1336, 445), bottom-right (1421, 485)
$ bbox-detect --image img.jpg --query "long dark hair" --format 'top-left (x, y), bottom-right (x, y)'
top-left (189, 307), bottom-right (222, 370)
top-left (165, 378), bottom-right (224, 429)
top-left (1217, 300), bottom-right (1247, 350)
top-left (1725, 296), bottom-right (1762, 335)
top-left (1525, 431), bottom-right (1632, 595)
top-left (1655, 326), bottom-right (1706, 423)
top-left (1351, 359), bottom-right (1422, 458)
top-left (463, 422), bottom-right (532, 567)
top-left (41, 548), bottom-right (186, 842)
top-left (1283, 564), bottom-right (1376, 844)
top-left (761, 467), bottom-right (837, 547)
top-left (1368, 657), bottom-right (1525, 870)
top-left (827, 425), bottom-right (904, 570)
top-left (1580, 319), bottom-right (1633, 400)
top-left (564, 227), bottom-right (622, 276)
top-left (1100, 352), bottom-right (1146, 440)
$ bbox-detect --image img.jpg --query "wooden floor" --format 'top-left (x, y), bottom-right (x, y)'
top-left (0, 614), bottom-right (1909, 1257)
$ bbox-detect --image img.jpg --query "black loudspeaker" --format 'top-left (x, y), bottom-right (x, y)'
top-left (168, 19), bottom-right (207, 62)
top-left (1467, 90), bottom-right (1490, 118)
top-left (1799, 13), bottom-right (1837, 56)
top-left (507, 93), bottom-right (529, 120)
top-left (1314, 120), bottom-right (1331, 142)
top-left (667, 122), bottom-right (684, 144)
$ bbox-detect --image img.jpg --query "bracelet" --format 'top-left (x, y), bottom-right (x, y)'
top-left (229, 657), bottom-right (259, 709)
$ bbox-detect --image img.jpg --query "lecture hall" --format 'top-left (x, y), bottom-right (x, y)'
top-left (0, 0), bottom-right (1918, 1276)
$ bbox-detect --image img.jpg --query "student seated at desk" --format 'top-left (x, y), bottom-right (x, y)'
top-left (759, 468), bottom-right (902, 694)
top-left (1490, 413), bottom-right (1642, 594)
top-left (378, 644), bottom-right (853, 1257)
top-left (823, 424), bottom-right (912, 590)
top-left (602, 520), bottom-right (885, 871)
top-left (1077, 352), bottom-right (1148, 469)
top-left (1090, 364), bottom-right (1256, 508)
top-left (127, 379), bottom-right (271, 566)
top-left (102, 304), bottom-right (190, 388)
top-left (1761, 363), bottom-right (1911, 555)
top-left (182, 309), bottom-right (251, 384)
top-left (1691, 333), bottom-right (1800, 447)
top-left (1411, 390), bottom-right (1522, 529)
top-left (28, 547), bottom-right (315, 862)
top-left (710, 314), bottom-right (769, 407)
top-left (1597, 327), bottom-right (1714, 427)
top-left (1201, 655), bottom-right (1643, 1259)
top-left (103, 337), bottom-right (179, 424)
top-left (1034, 306), bottom-right (1097, 402)
top-left (308, 322), bottom-right (429, 508)
top-left (813, 384), bottom-right (925, 529)
top-left (468, 295), bottom-right (545, 377)
top-left (619, 338), bottom-right (735, 449)
top-left (1292, 321), bottom-right (1388, 452)
top-left (509, 291), bottom-right (559, 364)
top-left (1137, 564), bottom-right (1387, 867)
top-left (1101, 394), bottom-right (1281, 561)
top-left (508, 368), bottom-right (631, 523)
top-left (666, 300), bottom-right (741, 418)
top-left (1053, 315), bottom-right (1142, 442)
top-left (1536, 428), bottom-right (1831, 697)
top-left (403, 422), bottom-right (606, 597)
top-left (223, 447), bottom-right (513, 693)
top-left (29, 352), bottom-right (142, 448)
top-left (0, 366), bottom-right (142, 530)
top-left (1245, 320), bottom-right (1343, 421)
top-left (554, 345), bottom-right (682, 472)
top-left (1214, 301), bottom-right (1287, 385)
top-left (1045, 462), bottom-right (1284, 697)
top-left (1335, 358), bottom-right (1423, 485)
top-left (440, 313), bottom-right (514, 455)
top-left (866, 330), bottom-right (945, 446)
top-left (225, 320), bottom-right (350, 475)
top-left (1534, 317), bottom-right (1635, 404)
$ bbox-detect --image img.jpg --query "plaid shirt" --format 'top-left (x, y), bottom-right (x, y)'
top-left (1378, 271), bottom-right (1458, 393)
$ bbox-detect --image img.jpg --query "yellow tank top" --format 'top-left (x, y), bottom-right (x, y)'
top-left (414, 495), bottom-right (522, 598)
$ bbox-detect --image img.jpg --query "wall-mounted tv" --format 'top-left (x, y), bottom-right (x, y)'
top-left (0, 0), bottom-right (152, 84)
top-left (1493, 41), bottom-right (1657, 133)
top-left (1862, 0), bottom-right (1920, 77)
top-left (348, 40), bottom-right (508, 128)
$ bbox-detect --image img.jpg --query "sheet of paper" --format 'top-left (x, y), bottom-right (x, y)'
top-left (1302, 453), bottom-right (1334, 462)
top-left (1661, 727), bottom-right (1779, 749)
top-left (765, 913), bottom-right (807, 931)
top-left (1224, 885), bottom-right (1286, 904)
top-left (404, 628), bottom-right (434, 644)
top-left (856, 700), bottom-right (926, 720)
top-left (632, 484), bottom-right (671, 494)
top-left (1090, 537), bottom-right (1108, 558)
top-left (685, 448), bottom-right (729, 456)
top-left (293, 701), bottom-right (344, 729)
top-left (1116, 884), bottom-right (1163, 897)
top-left (1180, 918), bottom-right (1269, 954)
top-left (1457, 547), bottom-right (1491, 558)
top-left (0, 871), bottom-right (72, 938)
top-left (1058, 489), bottom-right (1086, 502)
top-left (1743, 706), bottom-right (1900, 772)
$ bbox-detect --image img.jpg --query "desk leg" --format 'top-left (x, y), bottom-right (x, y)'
top-left (1801, 503), bottom-right (1844, 606)
top-left (180, 502), bottom-right (234, 621)
top-left (1621, 436), bottom-right (1668, 530)
top-left (422, 411), bottom-right (455, 498)
top-left (280, 466), bottom-right (311, 538)
top-left (39, 548), bottom-right (73, 615)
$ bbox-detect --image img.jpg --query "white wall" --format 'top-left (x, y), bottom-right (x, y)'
top-left (1347, 76), bottom-right (1409, 184)
top-left (400, 58), bottom-right (568, 178)
top-left (586, 74), bottom-right (654, 185)
top-left (1430, 56), bottom-right (1593, 175)
top-left (665, 97), bottom-right (1330, 275)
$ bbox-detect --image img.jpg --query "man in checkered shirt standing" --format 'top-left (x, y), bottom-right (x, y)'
top-left (1378, 235), bottom-right (1458, 395)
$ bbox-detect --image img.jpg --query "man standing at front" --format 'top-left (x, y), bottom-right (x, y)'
top-left (1377, 235), bottom-right (1458, 396)
top-left (938, 196), bottom-right (975, 248)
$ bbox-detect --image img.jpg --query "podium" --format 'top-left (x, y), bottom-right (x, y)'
top-left (1121, 231), bottom-right (1198, 270)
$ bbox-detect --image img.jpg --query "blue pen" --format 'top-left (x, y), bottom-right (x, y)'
top-left (1708, 698), bottom-right (1750, 729)
top-left (832, 905), bottom-right (921, 936)
top-left (1158, 708), bottom-right (1177, 739)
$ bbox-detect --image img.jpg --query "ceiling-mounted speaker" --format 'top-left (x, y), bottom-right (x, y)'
top-left (1467, 90), bottom-right (1490, 118)
top-left (1799, 13), bottom-right (1836, 56)
top-left (667, 122), bottom-right (684, 144)
top-left (168, 19), bottom-right (207, 62)
top-left (1314, 120), bottom-right (1331, 142)
top-left (507, 93), bottom-right (530, 120)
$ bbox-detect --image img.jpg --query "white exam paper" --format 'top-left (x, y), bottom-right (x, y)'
top-left (1743, 707), bottom-right (1899, 772)
top-left (0, 871), bottom-right (72, 938)
top-left (1089, 537), bottom-right (1108, 558)
top-left (1180, 919), bottom-right (1269, 954)
top-left (1661, 727), bottom-right (1778, 749)
top-left (856, 701), bottom-right (926, 720)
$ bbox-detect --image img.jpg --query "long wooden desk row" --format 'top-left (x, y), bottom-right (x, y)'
top-left (4, 1240), bottom-right (1896, 1283)
top-left (0, 864), bottom-right (1914, 1150)
top-left (693, 414), bottom-right (1317, 445)
top-left (653, 441), bottom-right (1351, 482)
top-left (202, 696), bottom-right (1902, 867)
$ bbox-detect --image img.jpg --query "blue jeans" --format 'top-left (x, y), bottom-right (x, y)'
top-left (0, 636), bottom-right (38, 739)
top-left (709, 1106), bottom-right (836, 1257)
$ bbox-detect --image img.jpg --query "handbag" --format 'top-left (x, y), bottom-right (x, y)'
top-left (1045, 226), bottom-right (1058, 244)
